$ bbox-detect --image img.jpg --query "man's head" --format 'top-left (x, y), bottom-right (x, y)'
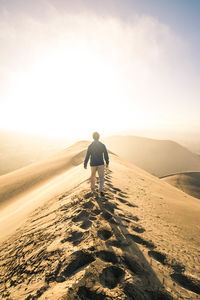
top-left (92, 131), bottom-right (100, 141)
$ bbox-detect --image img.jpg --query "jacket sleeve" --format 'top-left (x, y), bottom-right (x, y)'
top-left (84, 146), bottom-right (91, 167)
top-left (103, 145), bottom-right (109, 165)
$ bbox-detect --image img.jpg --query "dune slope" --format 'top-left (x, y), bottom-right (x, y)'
top-left (104, 135), bottom-right (200, 177)
top-left (0, 141), bottom-right (89, 210)
top-left (0, 143), bottom-right (200, 299)
top-left (162, 172), bottom-right (200, 199)
top-left (0, 129), bottom-right (72, 176)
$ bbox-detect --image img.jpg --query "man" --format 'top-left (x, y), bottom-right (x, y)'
top-left (84, 132), bottom-right (109, 196)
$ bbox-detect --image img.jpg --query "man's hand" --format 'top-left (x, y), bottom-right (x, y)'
top-left (84, 165), bottom-right (87, 169)
top-left (105, 164), bottom-right (109, 168)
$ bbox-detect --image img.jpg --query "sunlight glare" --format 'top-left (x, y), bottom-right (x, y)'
top-left (3, 42), bottom-right (135, 138)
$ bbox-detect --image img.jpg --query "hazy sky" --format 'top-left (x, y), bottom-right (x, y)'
top-left (0, 0), bottom-right (199, 138)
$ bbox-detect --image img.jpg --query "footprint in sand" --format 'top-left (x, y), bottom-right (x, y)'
top-left (112, 187), bottom-right (122, 193)
top-left (97, 228), bottom-right (113, 240)
top-left (105, 179), bottom-right (112, 184)
top-left (170, 273), bottom-right (200, 295)
top-left (80, 220), bottom-right (92, 229)
top-left (148, 250), bottom-right (167, 265)
top-left (105, 185), bottom-right (120, 194)
top-left (105, 180), bottom-right (112, 185)
top-left (129, 215), bottom-right (140, 222)
top-left (83, 201), bottom-right (95, 209)
top-left (118, 192), bottom-right (129, 198)
top-left (77, 286), bottom-right (106, 300)
top-left (148, 250), bottom-right (185, 273)
top-left (61, 230), bottom-right (88, 246)
top-left (171, 262), bottom-right (185, 273)
top-left (102, 202), bottom-right (117, 213)
top-left (59, 250), bottom-right (95, 280)
top-left (116, 197), bottom-right (138, 208)
top-left (116, 197), bottom-right (127, 204)
top-left (106, 183), bottom-right (114, 188)
top-left (72, 210), bottom-right (90, 222)
top-left (127, 234), bottom-right (155, 249)
top-left (147, 250), bottom-right (200, 296)
top-left (101, 211), bottom-right (112, 220)
top-left (99, 266), bottom-right (125, 289)
top-left (131, 225), bottom-right (145, 233)
top-left (118, 213), bottom-right (140, 223)
top-left (84, 192), bottom-right (94, 199)
top-left (100, 211), bottom-right (119, 225)
top-left (96, 250), bottom-right (118, 264)
top-left (126, 202), bottom-right (138, 208)
top-left (121, 217), bottom-right (131, 224)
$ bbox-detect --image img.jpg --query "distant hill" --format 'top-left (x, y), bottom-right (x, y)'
top-left (162, 172), bottom-right (200, 199)
top-left (103, 135), bottom-right (200, 177)
top-left (0, 130), bottom-right (72, 176)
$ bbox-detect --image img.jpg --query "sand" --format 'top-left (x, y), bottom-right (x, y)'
top-left (0, 142), bottom-right (200, 299)
top-left (162, 172), bottom-right (200, 199)
top-left (104, 135), bottom-right (200, 177)
top-left (0, 129), bottom-right (72, 176)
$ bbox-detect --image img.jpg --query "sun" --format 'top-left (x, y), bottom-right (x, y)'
top-left (2, 43), bottom-right (129, 138)
top-left (2, 34), bottom-right (150, 139)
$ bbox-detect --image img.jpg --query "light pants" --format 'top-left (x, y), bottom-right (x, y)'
top-left (91, 165), bottom-right (105, 192)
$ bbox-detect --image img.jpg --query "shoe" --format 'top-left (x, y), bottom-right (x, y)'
top-left (100, 191), bottom-right (104, 197)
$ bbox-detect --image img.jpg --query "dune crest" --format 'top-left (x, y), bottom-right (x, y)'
top-left (0, 141), bottom-right (89, 210)
top-left (0, 142), bottom-right (200, 299)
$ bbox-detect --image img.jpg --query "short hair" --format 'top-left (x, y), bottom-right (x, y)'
top-left (92, 131), bottom-right (100, 140)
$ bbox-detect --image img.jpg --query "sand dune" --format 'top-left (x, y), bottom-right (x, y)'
top-left (0, 142), bottom-right (200, 299)
top-left (0, 141), bottom-right (89, 209)
top-left (162, 172), bottom-right (200, 199)
top-left (104, 135), bottom-right (200, 177)
top-left (0, 129), bottom-right (72, 176)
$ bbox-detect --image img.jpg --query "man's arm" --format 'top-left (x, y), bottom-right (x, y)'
top-left (84, 146), bottom-right (91, 169)
top-left (103, 145), bottom-right (109, 166)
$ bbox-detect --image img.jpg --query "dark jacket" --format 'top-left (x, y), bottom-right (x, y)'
top-left (84, 141), bottom-right (109, 167)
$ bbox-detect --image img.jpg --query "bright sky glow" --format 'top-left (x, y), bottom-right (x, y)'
top-left (0, 1), bottom-right (199, 138)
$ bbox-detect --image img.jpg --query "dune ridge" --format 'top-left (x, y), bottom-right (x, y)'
top-left (0, 142), bottom-right (200, 299)
top-left (0, 141), bottom-right (89, 209)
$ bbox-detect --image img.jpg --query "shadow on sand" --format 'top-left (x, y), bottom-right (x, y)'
top-left (93, 169), bottom-right (174, 300)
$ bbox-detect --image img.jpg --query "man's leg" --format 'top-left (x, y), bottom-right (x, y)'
top-left (91, 166), bottom-right (97, 191)
top-left (97, 165), bottom-right (105, 192)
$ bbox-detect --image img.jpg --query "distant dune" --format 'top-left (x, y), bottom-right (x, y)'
top-left (0, 140), bottom-right (200, 299)
top-left (0, 141), bottom-right (89, 210)
top-left (0, 130), bottom-right (72, 176)
top-left (162, 172), bottom-right (200, 199)
top-left (104, 135), bottom-right (200, 177)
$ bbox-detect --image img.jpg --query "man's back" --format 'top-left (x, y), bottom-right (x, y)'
top-left (84, 140), bottom-right (109, 167)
